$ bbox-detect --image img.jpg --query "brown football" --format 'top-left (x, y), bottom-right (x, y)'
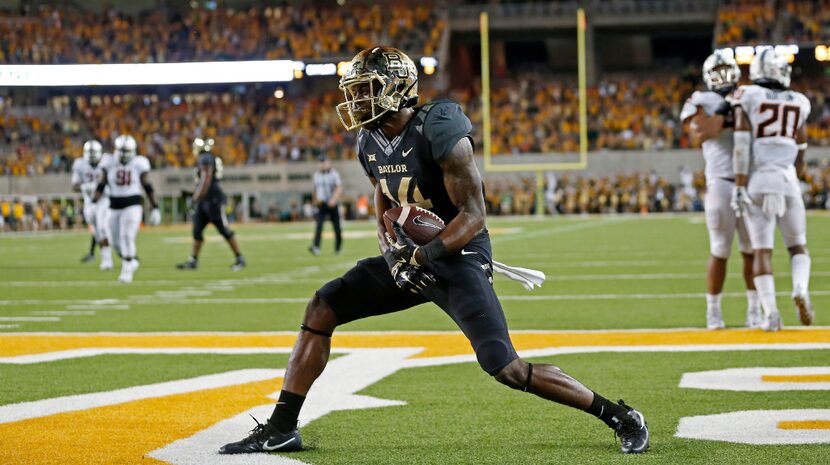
top-left (383, 206), bottom-right (446, 245)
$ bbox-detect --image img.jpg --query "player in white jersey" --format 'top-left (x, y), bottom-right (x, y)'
top-left (731, 49), bottom-right (814, 331)
top-left (680, 51), bottom-right (759, 330)
top-left (71, 140), bottom-right (113, 270)
top-left (93, 134), bottom-right (161, 283)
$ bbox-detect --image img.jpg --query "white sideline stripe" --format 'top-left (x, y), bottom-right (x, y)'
top-left (0, 317), bottom-right (60, 322)
top-left (0, 369), bottom-right (285, 424)
top-left (401, 343), bottom-right (830, 368)
top-left (0, 325), bottom-right (19, 329)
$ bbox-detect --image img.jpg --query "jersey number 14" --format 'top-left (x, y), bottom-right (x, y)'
top-left (379, 176), bottom-right (433, 209)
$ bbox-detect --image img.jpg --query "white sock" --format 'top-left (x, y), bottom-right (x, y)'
top-left (753, 275), bottom-right (779, 317)
top-left (706, 293), bottom-right (722, 312)
top-left (791, 254), bottom-right (811, 295)
top-left (746, 289), bottom-right (760, 312)
top-left (101, 246), bottom-right (112, 261)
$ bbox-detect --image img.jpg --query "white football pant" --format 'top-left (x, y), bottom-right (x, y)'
top-left (110, 204), bottom-right (143, 259)
top-left (745, 194), bottom-right (806, 250)
top-left (705, 179), bottom-right (752, 258)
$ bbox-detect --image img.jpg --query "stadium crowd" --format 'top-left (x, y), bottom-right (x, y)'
top-left (0, 0), bottom-right (705, 63)
top-left (9, 73), bottom-right (830, 175)
top-left (0, 3), bottom-right (443, 64)
top-left (716, 0), bottom-right (830, 46)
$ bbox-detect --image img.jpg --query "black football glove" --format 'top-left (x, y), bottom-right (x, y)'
top-left (392, 262), bottom-right (436, 294)
top-left (388, 223), bottom-right (421, 266)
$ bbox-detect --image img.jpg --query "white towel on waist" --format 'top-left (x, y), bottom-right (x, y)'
top-left (492, 260), bottom-right (546, 291)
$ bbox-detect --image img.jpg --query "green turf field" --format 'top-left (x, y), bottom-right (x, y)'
top-left (2, 214), bottom-right (828, 332)
top-left (1, 214), bottom-right (829, 465)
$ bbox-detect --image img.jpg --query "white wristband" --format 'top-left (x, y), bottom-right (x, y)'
top-left (733, 130), bottom-right (751, 175)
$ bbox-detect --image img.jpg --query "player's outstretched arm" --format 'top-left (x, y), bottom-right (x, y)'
top-left (732, 105), bottom-right (751, 188)
top-left (414, 137), bottom-right (485, 265)
top-left (140, 172), bottom-right (159, 210)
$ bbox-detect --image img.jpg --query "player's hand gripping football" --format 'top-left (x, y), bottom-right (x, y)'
top-left (383, 224), bottom-right (436, 293)
top-left (730, 186), bottom-right (752, 217)
top-left (388, 223), bottom-right (421, 266)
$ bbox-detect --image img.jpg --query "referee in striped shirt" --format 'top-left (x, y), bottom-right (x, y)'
top-left (309, 155), bottom-right (343, 255)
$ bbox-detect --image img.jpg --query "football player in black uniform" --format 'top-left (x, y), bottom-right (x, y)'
top-left (219, 46), bottom-right (649, 455)
top-left (176, 138), bottom-right (246, 271)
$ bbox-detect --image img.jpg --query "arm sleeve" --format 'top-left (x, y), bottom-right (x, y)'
top-left (333, 170), bottom-right (342, 186)
top-left (423, 102), bottom-right (473, 161)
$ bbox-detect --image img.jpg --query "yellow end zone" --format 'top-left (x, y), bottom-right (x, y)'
top-left (2, 328), bottom-right (830, 359)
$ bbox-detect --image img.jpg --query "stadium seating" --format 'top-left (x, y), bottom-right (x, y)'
top-left (0, 4), bottom-right (444, 63)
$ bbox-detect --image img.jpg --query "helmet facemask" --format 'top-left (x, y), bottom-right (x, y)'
top-left (114, 135), bottom-right (137, 165)
top-left (704, 65), bottom-right (739, 95)
top-left (702, 52), bottom-right (740, 95)
top-left (335, 47), bottom-right (419, 131)
top-left (83, 140), bottom-right (103, 167)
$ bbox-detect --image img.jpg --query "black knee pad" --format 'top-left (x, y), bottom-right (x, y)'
top-left (476, 339), bottom-right (516, 376)
top-left (217, 224), bottom-right (234, 240)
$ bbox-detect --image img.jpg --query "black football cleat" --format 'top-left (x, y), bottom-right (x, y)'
top-left (81, 253), bottom-right (95, 263)
top-left (176, 258), bottom-right (198, 270)
top-left (218, 417), bottom-right (302, 454)
top-left (231, 256), bottom-right (246, 271)
top-left (613, 400), bottom-right (650, 454)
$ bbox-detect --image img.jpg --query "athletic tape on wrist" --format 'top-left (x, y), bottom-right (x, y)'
top-left (733, 131), bottom-right (751, 175)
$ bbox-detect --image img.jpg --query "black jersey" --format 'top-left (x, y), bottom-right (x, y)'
top-left (196, 153), bottom-right (225, 201)
top-left (356, 99), bottom-right (473, 223)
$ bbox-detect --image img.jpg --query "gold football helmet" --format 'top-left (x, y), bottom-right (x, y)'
top-left (336, 46), bottom-right (419, 131)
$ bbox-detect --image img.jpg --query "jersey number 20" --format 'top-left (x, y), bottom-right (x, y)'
top-left (756, 103), bottom-right (800, 139)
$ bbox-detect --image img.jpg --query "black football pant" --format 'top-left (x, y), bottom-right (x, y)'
top-left (313, 202), bottom-right (342, 252)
